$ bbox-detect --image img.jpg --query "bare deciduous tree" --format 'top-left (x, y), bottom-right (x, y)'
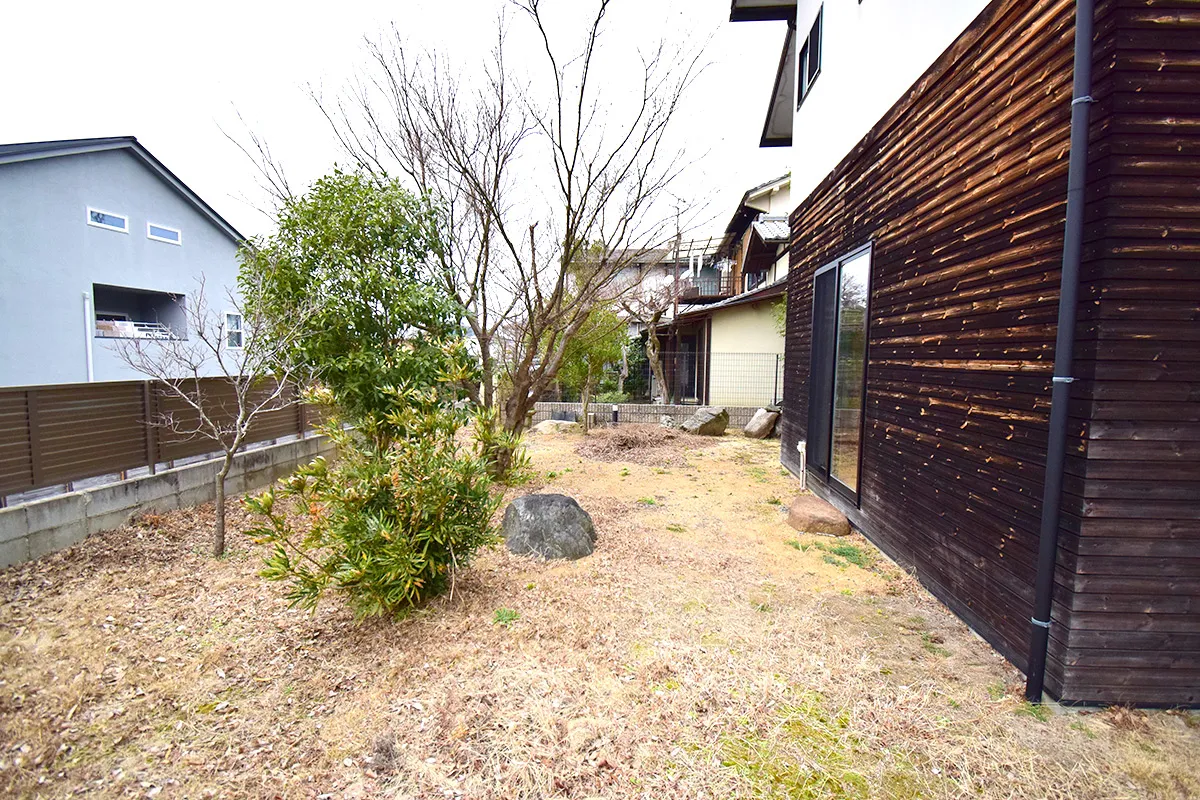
top-left (108, 277), bottom-right (311, 556)
top-left (303, 0), bottom-right (705, 471)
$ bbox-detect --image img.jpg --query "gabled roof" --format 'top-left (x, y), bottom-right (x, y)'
top-left (0, 136), bottom-right (245, 244)
top-left (752, 215), bottom-right (790, 244)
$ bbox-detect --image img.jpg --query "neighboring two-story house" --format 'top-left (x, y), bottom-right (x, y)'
top-left (732, 0), bottom-right (1200, 706)
top-left (0, 137), bottom-right (245, 387)
top-left (659, 174), bottom-right (792, 406)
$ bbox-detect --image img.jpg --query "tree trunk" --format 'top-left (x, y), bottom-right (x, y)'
top-left (646, 333), bottom-right (669, 405)
top-left (480, 340), bottom-right (495, 409)
top-left (580, 369), bottom-right (594, 435)
top-left (213, 456), bottom-right (232, 557)
top-left (618, 343), bottom-right (628, 394)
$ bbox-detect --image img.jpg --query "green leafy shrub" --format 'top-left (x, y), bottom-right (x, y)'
top-left (248, 387), bottom-right (500, 617)
top-left (473, 405), bottom-right (532, 483)
top-left (241, 171), bottom-right (501, 617)
top-left (596, 391), bottom-right (628, 404)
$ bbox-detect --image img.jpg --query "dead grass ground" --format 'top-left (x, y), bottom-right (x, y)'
top-left (1, 426), bottom-right (1197, 799)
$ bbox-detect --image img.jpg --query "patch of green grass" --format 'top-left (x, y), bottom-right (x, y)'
top-left (1070, 720), bottom-right (1096, 739)
top-left (718, 692), bottom-right (929, 799)
top-left (822, 554), bottom-right (848, 568)
top-left (1015, 702), bottom-right (1052, 723)
top-left (766, 496), bottom-right (782, 505)
top-left (545, 470), bottom-right (559, 479)
top-left (840, 589), bottom-right (854, 597)
top-left (827, 544), bottom-right (871, 568)
top-left (654, 468), bottom-right (669, 475)
top-left (619, 467), bottom-right (630, 477)
top-left (785, 539), bottom-right (804, 551)
top-left (986, 682), bottom-right (1007, 701)
top-left (492, 608), bottom-right (520, 628)
top-left (753, 602), bottom-right (772, 613)
top-left (666, 523), bottom-right (687, 533)
top-left (637, 496), bottom-right (658, 506)
top-left (920, 633), bottom-right (951, 658)
top-left (524, 582), bottom-right (536, 590)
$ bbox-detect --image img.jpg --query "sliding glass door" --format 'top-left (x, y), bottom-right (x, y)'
top-left (807, 247), bottom-right (871, 498)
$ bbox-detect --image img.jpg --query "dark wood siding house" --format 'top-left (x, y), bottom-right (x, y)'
top-left (778, 0), bottom-right (1199, 706)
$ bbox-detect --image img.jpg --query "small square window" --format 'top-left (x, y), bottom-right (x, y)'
top-left (147, 223), bottom-right (182, 245)
top-left (87, 207), bottom-right (128, 233)
top-left (225, 313), bottom-right (244, 349)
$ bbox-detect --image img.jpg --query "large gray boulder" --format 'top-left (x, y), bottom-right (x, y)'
top-left (681, 407), bottom-right (729, 436)
top-left (503, 494), bottom-right (597, 560)
top-left (744, 408), bottom-right (780, 439)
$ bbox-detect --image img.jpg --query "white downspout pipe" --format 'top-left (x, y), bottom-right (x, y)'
top-left (82, 291), bottom-right (94, 382)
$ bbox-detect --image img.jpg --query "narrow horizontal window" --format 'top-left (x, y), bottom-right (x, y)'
top-left (147, 223), bottom-right (182, 245)
top-left (87, 207), bottom-right (128, 233)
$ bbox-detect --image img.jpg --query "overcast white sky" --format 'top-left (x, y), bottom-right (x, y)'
top-left (1, 0), bottom-right (792, 239)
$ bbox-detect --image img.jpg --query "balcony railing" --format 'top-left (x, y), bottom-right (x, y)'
top-left (677, 274), bottom-right (735, 300)
top-left (95, 320), bottom-right (179, 340)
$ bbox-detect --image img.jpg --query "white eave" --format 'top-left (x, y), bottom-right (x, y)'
top-left (730, 2), bottom-right (796, 148)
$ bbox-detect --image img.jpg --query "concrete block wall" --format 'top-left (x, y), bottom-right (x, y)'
top-left (532, 402), bottom-right (767, 429)
top-left (0, 435), bottom-right (335, 569)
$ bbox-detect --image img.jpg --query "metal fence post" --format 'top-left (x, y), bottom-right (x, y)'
top-left (774, 354), bottom-right (781, 404)
top-left (612, 404), bottom-right (619, 427)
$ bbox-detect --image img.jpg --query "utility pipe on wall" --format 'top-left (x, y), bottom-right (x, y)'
top-left (82, 291), bottom-right (95, 382)
top-left (1025, 0), bottom-right (1095, 704)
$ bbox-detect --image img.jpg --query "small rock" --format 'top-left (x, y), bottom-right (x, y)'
top-left (503, 494), bottom-right (597, 560)
top-left (659, 415), bottom-right (676, 429)
top-left (743, 408), bottom-right (780, 439)
top-left (681, 407), bottom-right (728, 436)
top-left (786, 493), bottom-right (851, 537)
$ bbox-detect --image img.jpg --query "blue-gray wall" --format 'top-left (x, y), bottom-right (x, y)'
top-left (0, 150), bottom-right (241, 386)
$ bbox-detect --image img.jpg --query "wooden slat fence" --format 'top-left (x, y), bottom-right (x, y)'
top-left (0, 379), bottom-right (324, 497)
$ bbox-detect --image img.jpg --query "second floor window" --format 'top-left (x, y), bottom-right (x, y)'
top-left (225, 313), bottom-right (243, 349)
top-left (87, 207), bottom-right (128, 233)
top-left (797, 6), bottom-right (823, 108)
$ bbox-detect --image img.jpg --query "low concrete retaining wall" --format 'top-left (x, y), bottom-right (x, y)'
top-left (0, 435), bottom-right (335, 569)
top-left (532, 402), bottom-right (767, 429)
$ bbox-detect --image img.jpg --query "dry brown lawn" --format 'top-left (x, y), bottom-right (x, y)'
top-left (1, 426), bottom-right (1197, 799)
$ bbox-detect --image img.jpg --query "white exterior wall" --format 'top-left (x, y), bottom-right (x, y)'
top-left (789, 0), bottom-right (990, 205)
top-left (707, 299), bottom-right (785, 407)
top-left (710, 301), bottom-right (785, 355)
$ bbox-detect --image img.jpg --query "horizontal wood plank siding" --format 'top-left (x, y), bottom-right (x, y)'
top-left (782, 0), bottom-right (1083, 699)
top-left (783, 0), bottom-right (1198, 705)
top-left (1063, 0), bottom-right (1200, 706)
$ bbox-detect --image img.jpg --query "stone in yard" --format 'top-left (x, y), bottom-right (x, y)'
top-left (743, 408), bottom-right (780, 439)
top-left (681, 406), bottom-right (728, 436)
top-left (531, 419), bottom-right (578, 434)
top-left (786, 493), bottom-right (851, 537)
top-left (660, 415), bottom-right (677, 429)
top-left (503, 494), bottom-right (597, 560)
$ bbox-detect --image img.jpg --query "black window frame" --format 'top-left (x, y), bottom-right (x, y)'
top-left (806, 242), bottom-right (872, 505)
top-left (797, 5), bottom-right (823, 109)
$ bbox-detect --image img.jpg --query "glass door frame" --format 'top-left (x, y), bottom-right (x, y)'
top-left (809, 242), bottom-right (873, 505)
